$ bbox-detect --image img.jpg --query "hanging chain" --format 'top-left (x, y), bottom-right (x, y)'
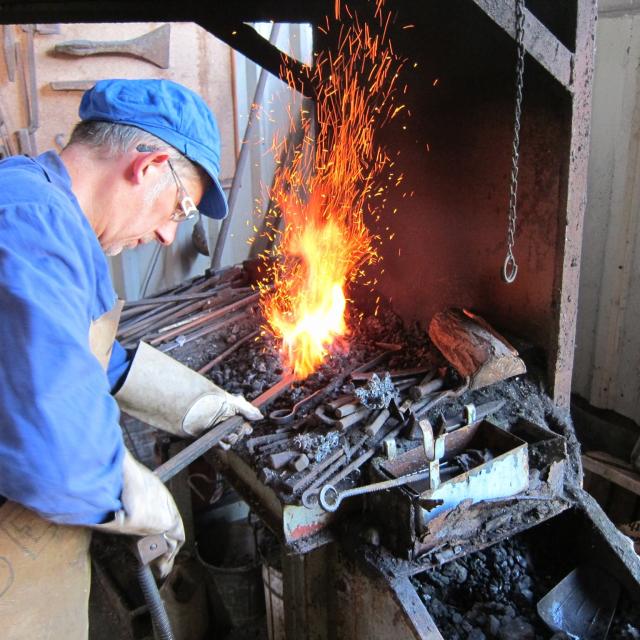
top-left (502, 0), bottom-right (526, 284)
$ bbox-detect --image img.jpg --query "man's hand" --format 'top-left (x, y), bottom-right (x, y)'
top-left (94, 450), bottom-right (184, 578)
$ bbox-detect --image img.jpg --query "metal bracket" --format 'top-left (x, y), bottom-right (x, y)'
top-left (134, 534), bottom-right (169, 566)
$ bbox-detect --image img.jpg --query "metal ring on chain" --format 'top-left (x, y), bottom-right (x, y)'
top-left (502, 252), bottom-right (518, 283)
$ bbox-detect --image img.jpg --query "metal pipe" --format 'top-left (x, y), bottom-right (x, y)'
top-left (137, 564), bottom-right (174, 640)
top-left (211, 23), bottom-right (281, 269)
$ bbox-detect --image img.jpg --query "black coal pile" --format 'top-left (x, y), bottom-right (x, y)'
top-left (410, 532), bottom-right (640, 640)
top-left (173, 304), bottom-right (440, 406)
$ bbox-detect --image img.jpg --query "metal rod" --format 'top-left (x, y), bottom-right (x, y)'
top-left (148, 292), bottom-right (259, 345)
top-left (251, 373), bottom-right (296, 407)
top-left (350, 366), bottom-right (433, 382)
top-left (211, 23), bottom-right (281, 269)
top-left (158, 311), bottom-right (251, 353)
top-left (154, 416), bottom-right (245, 482)
top-left (154, 373), bottom-right (285, 482)
top-left (198, 329), bottom-right (260, 374)
top-left (118, 300), bottom-right (200, 340)
top-left (124, 291), bottom-right (226, 307)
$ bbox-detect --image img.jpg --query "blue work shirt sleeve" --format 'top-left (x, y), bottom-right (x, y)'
top-left (0, 203), bottom-right (125, 525)
top-left (108, 340), bottom-right (133, 394)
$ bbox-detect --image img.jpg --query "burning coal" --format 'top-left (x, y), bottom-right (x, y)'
top-left (260, 0), bottom-right (406, 378)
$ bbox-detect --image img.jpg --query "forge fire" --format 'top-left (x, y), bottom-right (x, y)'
top-left (260, 0), bottom-right (406, 379)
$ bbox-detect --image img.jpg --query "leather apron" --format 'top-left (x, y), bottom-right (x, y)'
top-left (0, 300), bottom-right (124, 640)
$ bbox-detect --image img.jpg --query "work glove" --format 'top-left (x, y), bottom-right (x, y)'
top-left (116, 342), bottom-right (262, 437)
top-left (94, 450), bottom-right (184, 578)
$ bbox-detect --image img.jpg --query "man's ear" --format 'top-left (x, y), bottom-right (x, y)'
top-left (130, 149), bottom-right (171, 186)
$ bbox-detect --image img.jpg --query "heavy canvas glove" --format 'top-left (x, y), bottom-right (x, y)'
top-left (115, 342), bottom-right (262, 437)
top-left (94, 450), bottom-right (185, 578)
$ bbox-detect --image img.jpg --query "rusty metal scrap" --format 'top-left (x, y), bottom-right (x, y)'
top-left (337, 406), bottom-right (371, 431)
top-left (350, 366), bottom-right (433, 382)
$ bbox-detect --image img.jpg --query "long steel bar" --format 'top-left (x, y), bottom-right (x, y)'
top-left (118, 299), bottom-right (197, 339)
top-left (124, 291), bottom-right (230, 307)
top-left (126, 285), bottom-right (250, 334)
top-left (210, 24), bottom-right (281, 269)
top-left (158, 312), bottom-right (251, 353)
top-left (350, 366), bottom-right (433, 382)
top-left (154, 416), bottom-right (245, 482)
top-left (251, 373), bottom-right (296, 407)
top-left (154, 372), bottom-right (280, 482)
top-left (148, 292), bottom-right (259, 345)
top-left (198, 329), bottom-right (260, 374)
top-left (119, 282), bottom-right (242, 333)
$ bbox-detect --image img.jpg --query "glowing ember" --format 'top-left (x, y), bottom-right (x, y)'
top-left (260, 0), bottom-right (405, 378)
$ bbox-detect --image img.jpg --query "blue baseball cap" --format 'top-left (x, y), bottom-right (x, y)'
top-left (79, 78), bottom-right (228, 220)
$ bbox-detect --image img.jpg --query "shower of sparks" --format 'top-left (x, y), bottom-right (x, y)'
top-left (260, 0), bottom-right (406, 378)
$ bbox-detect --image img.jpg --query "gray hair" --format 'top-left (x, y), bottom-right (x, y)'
top-left (67, 120), bottom-right (209, 188)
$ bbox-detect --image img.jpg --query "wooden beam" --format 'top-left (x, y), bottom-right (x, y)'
top-left (582, 454), bottom-right (640, 496)
top-left (549, 0), bottom-right (597, 407)
top-left (471, 0), bottom-right (574, 90)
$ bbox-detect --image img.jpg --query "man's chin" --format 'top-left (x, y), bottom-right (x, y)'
top-left (104, 238), bottom-right (154, 256)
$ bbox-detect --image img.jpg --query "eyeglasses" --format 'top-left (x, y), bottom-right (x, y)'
top-left (166, 159), bottom-right (199, 222)
top-left (136, 144), bottom-right (200, 223)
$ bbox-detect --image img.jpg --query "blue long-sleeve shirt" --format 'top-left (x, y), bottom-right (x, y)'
top-left (0, 151), bottom-right (127, 525)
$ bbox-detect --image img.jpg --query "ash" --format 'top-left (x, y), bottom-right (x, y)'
top-left (355, 372), bottom-right (395, 409)
top-left (293, 431), bottom-right (341, 463)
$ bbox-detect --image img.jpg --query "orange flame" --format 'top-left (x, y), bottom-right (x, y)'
top-left (260, 0), bottom-right (405, 378)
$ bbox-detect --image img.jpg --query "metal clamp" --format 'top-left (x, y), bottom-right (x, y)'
top-left (134, 534), bottom-right (169, 566)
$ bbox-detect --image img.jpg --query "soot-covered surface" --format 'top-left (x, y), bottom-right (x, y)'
top-left (170, 303), bottom-right (580, 508)
top-left (411, 521), bottom-right (640, 640)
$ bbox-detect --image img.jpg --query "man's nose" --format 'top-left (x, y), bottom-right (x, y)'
top-left (155, 221), bottom-right (179, 246)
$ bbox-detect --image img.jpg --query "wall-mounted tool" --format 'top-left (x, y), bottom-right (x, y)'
top-left (50, 79), bottom-right (96, 91)
top-left (30, 24), bottom-right (62, 36)
top-left (53, 24), bottom-right (171, 69)
top-left (14, 41), bottom-right (33, 155)
top-left (2, 25), bottom-right (15, 81)
top-left (23, 25), bottom-right (39, 154)
top-left (0, 102), bottom-right (16, 156)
